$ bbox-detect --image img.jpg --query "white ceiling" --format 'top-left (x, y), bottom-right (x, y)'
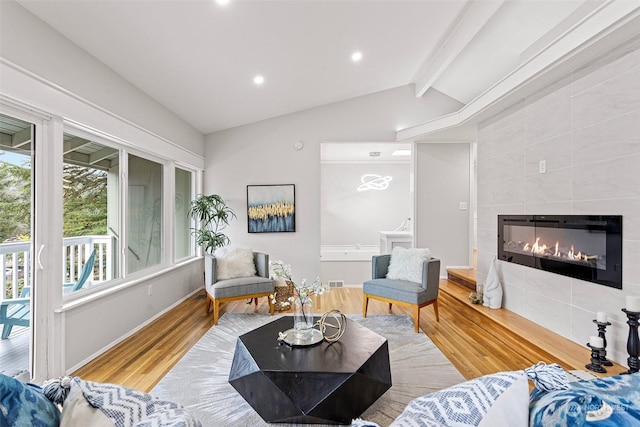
top-left (14, 0), bottom-right (621, 136)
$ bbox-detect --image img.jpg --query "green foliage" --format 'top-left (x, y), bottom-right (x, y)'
top-left (0, 161), bottom-right (31, 242)
top-left (189, 194), bottom-right (236, 253)
top-left (0, 160), bottom-right (108, 242)
top-left (63, 164), bottom-right (107, 237)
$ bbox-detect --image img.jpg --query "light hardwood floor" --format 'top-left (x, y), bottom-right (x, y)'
top-left (72, 284), bottom-right (619, 393)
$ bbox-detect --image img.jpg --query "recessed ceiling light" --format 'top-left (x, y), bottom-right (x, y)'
top-left (351, 51), bottom-right (363, 62)
top-left (253, 75), bottom-right (265, 85)
top-left (216, 0), bottom-right (230, 5)
top-left (392, 149), bottom-right (411, 156)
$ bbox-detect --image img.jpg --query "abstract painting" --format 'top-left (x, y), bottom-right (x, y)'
top-left (247, 184), bottom-right (295, 233)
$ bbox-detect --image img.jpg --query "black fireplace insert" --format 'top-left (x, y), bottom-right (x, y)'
top-left (498, 215), bottom-right (622, 289)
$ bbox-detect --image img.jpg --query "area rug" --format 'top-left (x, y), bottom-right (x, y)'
top-left (151, 313), bottom-right (464, 426)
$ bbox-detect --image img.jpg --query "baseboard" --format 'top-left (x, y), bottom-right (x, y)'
top-left (67, 287), bottom-right (203, 375)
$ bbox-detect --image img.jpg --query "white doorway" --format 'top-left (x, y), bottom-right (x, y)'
top-left (320, 142), bottom-right (412, 287)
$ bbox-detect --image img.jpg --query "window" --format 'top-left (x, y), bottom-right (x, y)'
top-left (126, 154), bottom-right (163, 274)
top-left (61, 128), bottom-right (194, 294)
top-left (175, 167), bottom-right (193, 260)
top-left (62, 132), bottom-right (119, 293)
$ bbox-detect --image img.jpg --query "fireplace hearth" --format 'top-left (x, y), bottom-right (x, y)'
top-left (498, 215), bottom-right (622, 289)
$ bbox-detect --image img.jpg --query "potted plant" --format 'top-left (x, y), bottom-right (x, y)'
top-left (189, 194), bottom-right (236, 254)
top-left (189, 194), bottom-right (236, 285)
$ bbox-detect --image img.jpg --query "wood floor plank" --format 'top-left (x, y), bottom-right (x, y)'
top-left (72, 284), bottom-right (624, 393)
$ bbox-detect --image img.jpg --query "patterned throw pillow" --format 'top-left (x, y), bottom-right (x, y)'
top-left (58, 381), bottom-right (113, 427)
top-left (390, 371), bottom-right (529, 427)
top-left (529, 373), bottom-right (640, 426)
top-left (0, 373), bottom-right (61, 427)
top-left (68, 377), bottom-right (201, 427)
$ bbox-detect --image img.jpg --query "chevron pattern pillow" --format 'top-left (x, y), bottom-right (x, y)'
top-left (390, 371), bottom-right (529, 427)
top-left (62, 377), bottom-right (201, 427)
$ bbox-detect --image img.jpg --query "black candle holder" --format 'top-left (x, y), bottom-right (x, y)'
top-left (593, 319), bottom-right (614, 366)
top-left (621, 309), bottom-right (639, 375)
top-left (585, 343), bottom-right (607, 373)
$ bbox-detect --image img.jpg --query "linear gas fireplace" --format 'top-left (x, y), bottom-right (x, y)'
top-left (498, 215), bottom-right (622, 289)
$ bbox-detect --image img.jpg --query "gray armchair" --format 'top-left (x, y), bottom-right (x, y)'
top-left (205, 251), bottom-right (274, 325)
top-left (362, 254), bottom-right (440, 333)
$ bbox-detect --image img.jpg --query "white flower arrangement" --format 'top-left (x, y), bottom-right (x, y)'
top-left (269, 260), bottom-right (329, 304)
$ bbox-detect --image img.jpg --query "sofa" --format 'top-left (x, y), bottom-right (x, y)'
top-left (0, 373), bottom-right (201, 427)
top-left (4, 367), bottom-right (638, 427)
top-left (355, 364), bottom-right (640, 427)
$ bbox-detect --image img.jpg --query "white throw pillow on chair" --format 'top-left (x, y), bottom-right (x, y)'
top-left (386, 247), bottom-right (431, 283)
top-left (214, 247), bottom-right (257, 280)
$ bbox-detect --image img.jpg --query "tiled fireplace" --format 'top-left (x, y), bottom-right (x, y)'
top-left (498, 215), bottom-right (623, 289)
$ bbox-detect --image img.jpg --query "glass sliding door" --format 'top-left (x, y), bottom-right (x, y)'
top-left (0, 114), bottom-right (34, 380)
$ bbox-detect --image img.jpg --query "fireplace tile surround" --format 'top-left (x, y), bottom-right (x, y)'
top-left (475, 36), bottom-right (640, 367)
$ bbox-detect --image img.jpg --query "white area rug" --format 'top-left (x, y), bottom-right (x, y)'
top-left (151, 313), bottom-right (464, 426)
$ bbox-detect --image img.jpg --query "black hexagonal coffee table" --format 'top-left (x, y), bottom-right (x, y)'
top-left (228, 316), bottom-right (391, 424)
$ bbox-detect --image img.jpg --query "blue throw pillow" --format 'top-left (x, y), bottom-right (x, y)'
top-left (0, 373), bottom-right (60, 427)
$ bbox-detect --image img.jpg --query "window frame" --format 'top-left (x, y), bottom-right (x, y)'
top-left (61, 123), bottom-right (196, 300)
top-left (173, 165), bottom-right (196, 262)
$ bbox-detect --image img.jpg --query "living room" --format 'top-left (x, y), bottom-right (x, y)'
top-left (1, 0), bottom-right (640, 424)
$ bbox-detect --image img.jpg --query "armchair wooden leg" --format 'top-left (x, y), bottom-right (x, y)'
top-left (413, 305), bottom-right (420, 333)
top-left (388, 303), bottom-right (393, 312)
top-left (433, 299), bottom-right (440, 322)
top-left (362, 296), bottom-right (369, 318)
top-left (213, 300), bottom-right (220, 325)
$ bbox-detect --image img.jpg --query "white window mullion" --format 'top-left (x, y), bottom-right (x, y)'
top-left (166, 163), bottom-right (175, 265)
top-left (120, 153), bottom-right (128, 280)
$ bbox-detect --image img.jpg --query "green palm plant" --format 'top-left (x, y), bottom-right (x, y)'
top-left (189, 194), bottom-right (236, 253)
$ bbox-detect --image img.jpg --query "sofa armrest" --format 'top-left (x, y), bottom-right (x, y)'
top-left (204, 254), bottom-right (217, 287)
top-left (253, 252), bottom-right (269, 278)
top-left (422, 258), bottom-right (440, 301)
top-left (372, 255), bottom-right (391, 279)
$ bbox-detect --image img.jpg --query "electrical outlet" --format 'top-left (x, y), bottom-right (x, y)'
top-left (147, 284), bottom-right (152, 296)
top-left (459, 202), bottom-right (468, 210)
top-left (539, 160), bottom-right (546, 174)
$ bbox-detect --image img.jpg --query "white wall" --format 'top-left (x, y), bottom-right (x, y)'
top-left (205, 85), bottom-right (463, 283)
top-left (415, 143), bottom-right (471, 276)
top-left (476, 36), bottom-right (640, 365)
top-left (64, 262), bottom-right (202, 371)
top-left (321, 162), bottom-right (410, 246)
top-left (0, 1), bottom-right (203, 157)
top-left (0, 1), bottom-right (206, 375)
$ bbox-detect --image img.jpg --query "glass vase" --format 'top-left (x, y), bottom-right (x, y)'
top-left (293, 296), bottom-right (314, 338)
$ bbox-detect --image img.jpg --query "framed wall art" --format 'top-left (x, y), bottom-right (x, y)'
top-left (247, 184), bottom-right (296, 233)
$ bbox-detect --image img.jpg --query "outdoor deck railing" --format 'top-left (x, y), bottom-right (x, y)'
top-left (1, 235), bottom-right (114, 300)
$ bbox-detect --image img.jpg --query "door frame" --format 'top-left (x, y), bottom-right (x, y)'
top-left (0, 100), bottom-right (64, 382)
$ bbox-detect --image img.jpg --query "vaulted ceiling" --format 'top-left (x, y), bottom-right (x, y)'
top-left (13, 0), bottom-right (640, 136)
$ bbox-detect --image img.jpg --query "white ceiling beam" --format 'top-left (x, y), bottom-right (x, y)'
top-left (413, 0), bottom-right (506, 98)
top-left (0, 133), bottom-right (12, 147)
top-left (11, 127), bottom-right (32, 148)
top-left (399, 2), bottom-right (640, 142)
top-left (63, 137), bottom-right (91, 155)
top-left (88, 147), bottom-right (117, 165)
